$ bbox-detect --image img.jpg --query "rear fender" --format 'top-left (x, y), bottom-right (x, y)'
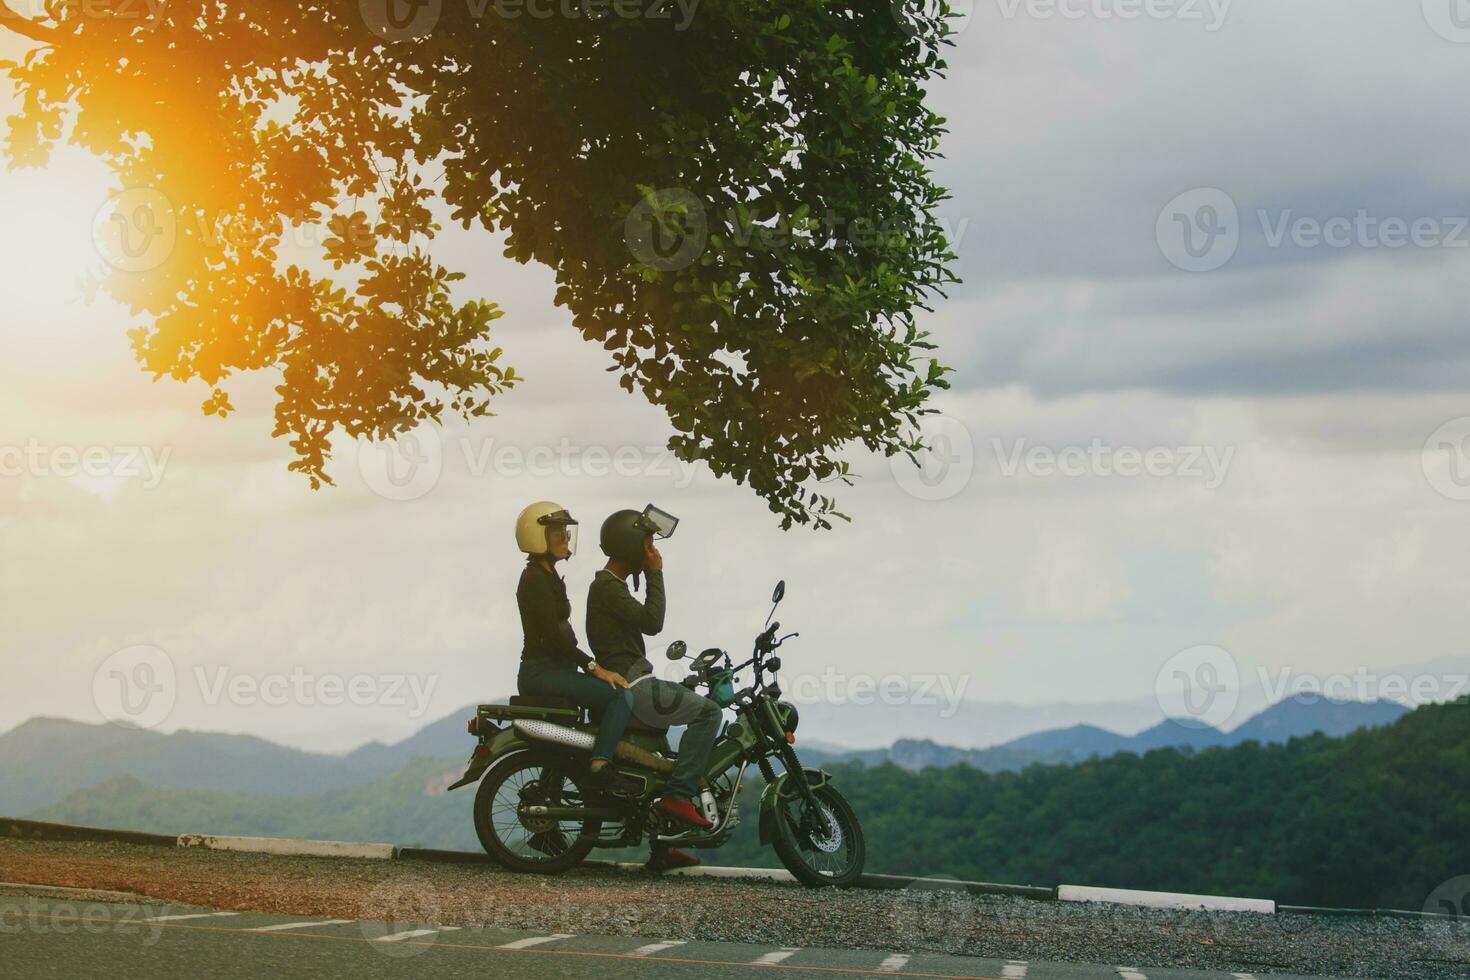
top-left (446, 727), bottom-right (526, 791)
top-left (757, 767), bottom-right (832, 845)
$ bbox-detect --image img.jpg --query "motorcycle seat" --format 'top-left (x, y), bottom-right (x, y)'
top-left (508, 695), bottom-right (580, 710)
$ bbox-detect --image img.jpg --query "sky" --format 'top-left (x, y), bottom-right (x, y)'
top-left (3, 1), bottom-right (1469, 751)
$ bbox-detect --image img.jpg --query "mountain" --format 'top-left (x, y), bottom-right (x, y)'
top-left (799, 738), bottom-right (1070, 772)
top-left (999, 696), bottom-right (1409, 763)
top-left (0, 717), bottom-right (382, 815)
top-left (340, 705), bottom-right (478, 777)
top-left (0, 708), bottom-right (481, 816)
top-left (1228, 696), bottom-right (1409, 743)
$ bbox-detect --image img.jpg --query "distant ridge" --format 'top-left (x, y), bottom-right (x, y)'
top-left (0, 697), bottom-right (1412, 812)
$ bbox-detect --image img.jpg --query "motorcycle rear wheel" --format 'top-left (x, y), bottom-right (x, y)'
top-left (474, 751), bottom-right (601, 874)
top-left (770, 782), bottom-right (865, 887)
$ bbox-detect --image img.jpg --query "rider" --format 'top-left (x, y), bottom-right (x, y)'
top-left (514, 501), bottom-right (632, 787)
top-left (586, 508), bottom-right (723, 864)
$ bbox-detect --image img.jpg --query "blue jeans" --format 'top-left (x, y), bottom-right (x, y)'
top-left (630, 679), bottom-right (722, 799)
top-left (518, 659), bottom-right (632, 764)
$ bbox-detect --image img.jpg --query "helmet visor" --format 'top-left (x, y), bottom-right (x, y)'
top-left (639, 504), bottom-right (679, 539)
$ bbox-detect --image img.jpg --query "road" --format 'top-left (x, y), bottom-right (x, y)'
top-left (0, 896), bottom-right (1368, 980)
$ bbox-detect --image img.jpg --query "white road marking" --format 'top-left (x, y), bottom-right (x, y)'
top-left (1117, 969), bottom-right (1148, 980)
top-left (629, 940), bottom-right (688, 957)
top-left (753, 947), bottom-right (802, 965)
top-left (877, 953), bottom-right (911, 973)
top-left (373, 926), bottom-right (460, 943)
top-left (497, 933), bottom-right (574, 950)
top-left (249, 919), bottom-right (354, 932)
top-left (1002, 961), bottom-right (1028, 979)
top-left (1231, 975), bottom-right (1259, 980)
top-left (145, 912), bottom-right (241, 923)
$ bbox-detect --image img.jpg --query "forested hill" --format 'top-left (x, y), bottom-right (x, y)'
top-left (753, 696), bottom-right (1467, 909)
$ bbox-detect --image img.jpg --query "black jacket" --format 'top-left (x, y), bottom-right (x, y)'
top-left (585, 568), bottom-right (665, 680)
top-left (517, 561), bottom-right (594, 669)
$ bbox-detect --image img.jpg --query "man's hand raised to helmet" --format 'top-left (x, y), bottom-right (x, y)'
top-left (644, 540), bottom-right (663, 573)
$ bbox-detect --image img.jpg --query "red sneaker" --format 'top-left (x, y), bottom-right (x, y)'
top-left (647, 847), bottom-right (702, 871)
top-left (655, 796), bottom-right (714, 829)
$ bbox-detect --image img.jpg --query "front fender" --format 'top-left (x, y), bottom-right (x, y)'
top-left (757, 767), bottom-right (832, 845)
top-left (446, 729), bottom-right (528, 791)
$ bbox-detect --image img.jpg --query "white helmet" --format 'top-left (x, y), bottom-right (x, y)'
top-left (515, 501), bottom-right (579, 557)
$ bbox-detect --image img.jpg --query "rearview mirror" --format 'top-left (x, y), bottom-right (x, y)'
top-left (666, 640), bottom-right (689, 661)
top-left (772, 580), bottom-right (785, 604)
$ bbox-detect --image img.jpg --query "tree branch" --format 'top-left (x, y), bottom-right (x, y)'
top-left (0, 2), bottom-right (59, 43)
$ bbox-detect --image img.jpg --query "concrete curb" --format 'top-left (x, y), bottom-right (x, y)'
top-left (1, 816), bottom-right (177, 848)
top-left (864, 872), bottom-right (1055, 901)
top-left (1279, 904), bottom-right (1455, 920)
top-left (1057, 884), bottom-right (1275, 914)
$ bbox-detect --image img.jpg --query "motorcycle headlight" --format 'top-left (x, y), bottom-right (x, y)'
top-left (778, 700), bottom-right (799, 734)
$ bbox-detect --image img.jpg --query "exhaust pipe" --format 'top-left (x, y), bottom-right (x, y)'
top-left (512, 719), bottom-right (674, 775)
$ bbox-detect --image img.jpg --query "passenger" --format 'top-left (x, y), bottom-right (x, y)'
top-left (513, 501), bottom-right (632, 787)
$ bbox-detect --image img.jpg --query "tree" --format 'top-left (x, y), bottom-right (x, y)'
top-left (1, 0), bottom-right (958, 527)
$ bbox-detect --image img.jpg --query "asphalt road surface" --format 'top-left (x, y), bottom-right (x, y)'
top-left (0, 896), bottom-right (1373, 980)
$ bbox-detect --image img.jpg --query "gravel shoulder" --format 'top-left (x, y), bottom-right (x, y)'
top-left (1, 838), bottom-right (1464, 980)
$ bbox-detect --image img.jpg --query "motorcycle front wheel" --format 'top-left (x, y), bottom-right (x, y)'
top-left (770, 782), bottom-right (866, 887)
top-left (474, 751), bottom-right (600, 874)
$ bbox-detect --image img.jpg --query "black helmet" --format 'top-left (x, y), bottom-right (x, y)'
top-left (600, 509), bottom-right (652, 568)
top-left (599, 505), bottom-right (679, 570)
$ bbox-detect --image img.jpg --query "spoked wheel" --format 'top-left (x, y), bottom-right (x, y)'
top-left (474, 751), bottom-right (600, 874)
top-left (770, 782), bottom-right (866, 887)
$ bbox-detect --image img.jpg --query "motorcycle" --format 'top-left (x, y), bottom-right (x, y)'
top-left (446, 580), bottom-right (866, 887)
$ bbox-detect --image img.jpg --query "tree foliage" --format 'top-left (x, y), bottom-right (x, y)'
top-left (0, 0), bottom-right (958, 526)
